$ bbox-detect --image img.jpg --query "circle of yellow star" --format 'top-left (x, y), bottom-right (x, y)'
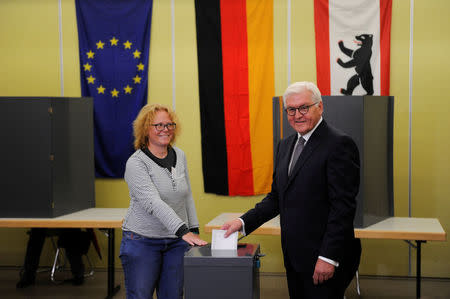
top-left (133, 50), bottom-right (141, 59)
top-left (87, 75), bottom-right (96, 84)
top-left (110, 37), bottom-right (119, 46)
top-left (133, 75), bottom-right (142, 84)
top-left (111, 88), bottom-right (119, 98)
top-left (96, 40), bottom-right (105, 49)
top-left (85, 37), bottom-right (145, 97)
top-left (123, 40), bottom-right (132, 49)
top-left (97, 85), bottom-right (106, 94)
top-left (86, 50), bottom-right (95, 59)
top-left (124, 85), bottom-right (133, 94)
top-left (83, 63), bottom-right (92, 72)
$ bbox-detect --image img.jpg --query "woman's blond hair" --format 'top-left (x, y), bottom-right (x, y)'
top-left (133, 103), bottom-right (180, 150)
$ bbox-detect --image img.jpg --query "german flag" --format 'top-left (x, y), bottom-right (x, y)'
top-left (195, 0), bottom-right (274, 196)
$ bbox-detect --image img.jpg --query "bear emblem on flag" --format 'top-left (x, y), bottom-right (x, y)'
top-left (314, 0), bottom-right (392, 96)
top-left (337, 34), bottom-right (374, 95)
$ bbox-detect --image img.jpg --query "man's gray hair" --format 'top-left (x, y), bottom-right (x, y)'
top-left (282, 81), bottom-right (322, 108)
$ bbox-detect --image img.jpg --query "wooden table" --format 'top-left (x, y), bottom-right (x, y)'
top-left (0, 208), bottom-right (128, 299)
top-left (205, 213), bottom-right (447, 299)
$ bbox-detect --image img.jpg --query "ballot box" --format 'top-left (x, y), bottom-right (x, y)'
top-left (184, 243), bottom-right (261, 299)
top-left (0, 97), bottom-right (95, 217)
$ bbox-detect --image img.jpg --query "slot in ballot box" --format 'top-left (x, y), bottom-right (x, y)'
top-left (184, 243), bottom-right (261, 299)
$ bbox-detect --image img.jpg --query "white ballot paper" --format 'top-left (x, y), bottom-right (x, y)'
top-left (211, 229), bottom-right (238, 250)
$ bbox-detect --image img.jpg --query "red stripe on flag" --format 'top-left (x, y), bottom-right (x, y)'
top-left (314, 0), bottom-right (330, 95)
top-left (220, 0), bottom-right (254, 196)
top-left (380, 0), bottom-right (392, 96)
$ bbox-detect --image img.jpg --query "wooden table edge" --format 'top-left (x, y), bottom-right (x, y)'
top-left (204, 224), bottom-right (281, 236)
top-left (0, 219), bottom-right (123, 228)
top-left (355, 229), bottom-right (447, 241)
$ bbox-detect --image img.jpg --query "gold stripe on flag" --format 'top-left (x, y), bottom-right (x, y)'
top-left (247, 0), bottom-right (274, 195)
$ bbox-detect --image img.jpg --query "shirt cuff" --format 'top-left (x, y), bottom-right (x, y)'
top-left (318, 256), bottom-right (339, 267)
top-left (175, 224), bottom-right (189, 237)
top-left (189, 227), bottom-right (200, 234)
top-left (238, 218), bottom-right (246, 236)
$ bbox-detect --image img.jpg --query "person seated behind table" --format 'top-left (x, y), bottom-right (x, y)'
top-left (120, 103), bottom-right (207, 299)
top-left (16, 228), bottom-right (91, 288)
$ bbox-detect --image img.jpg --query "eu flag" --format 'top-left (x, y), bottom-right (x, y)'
top-left (75, 0), bottom-right (153, 177)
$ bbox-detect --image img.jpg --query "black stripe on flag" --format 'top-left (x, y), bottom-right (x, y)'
top-left (195, 0), bottom-right (229, 195)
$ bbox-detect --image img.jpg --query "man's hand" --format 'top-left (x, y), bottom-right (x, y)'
top-left (221, 218), bottom-right (243, 238)
top-left (182, 232), bottom-right (208, 246)
top-left (312, 258), bottom-right (335, 285)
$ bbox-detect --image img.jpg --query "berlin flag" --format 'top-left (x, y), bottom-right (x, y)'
top-left (314, 0), bottom-right (392, 96)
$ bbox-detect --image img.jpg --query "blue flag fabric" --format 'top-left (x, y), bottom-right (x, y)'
top-left (75, 0), bottom-right (153, 178)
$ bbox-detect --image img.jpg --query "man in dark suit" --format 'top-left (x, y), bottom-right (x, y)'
top-left (222, 81), bottom-right (361, 299)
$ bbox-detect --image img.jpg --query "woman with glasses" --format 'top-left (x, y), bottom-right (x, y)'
top-left (120, 103), bottom-right (207, 299)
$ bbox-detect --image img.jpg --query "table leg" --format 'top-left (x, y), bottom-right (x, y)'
top-left (106, 228), bottom-right (120, 299)
top-left (415, 240), bottom-right (426, 299)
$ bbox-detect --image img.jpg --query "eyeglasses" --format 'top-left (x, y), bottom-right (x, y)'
top-left (285, 102), bottom-right (319, 116)
top-left (151, 123), bottom-right (176, 131)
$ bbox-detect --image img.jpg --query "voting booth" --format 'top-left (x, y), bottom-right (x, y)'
top-left (0, 97), bottom-right (95, 218)
top-left (273, 95), bottom-right (394, 228)
top-left (184, 243), bottom-right (261, 299)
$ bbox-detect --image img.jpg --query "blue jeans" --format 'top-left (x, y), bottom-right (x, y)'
top-left (120, 231), bottom-right (190, 299)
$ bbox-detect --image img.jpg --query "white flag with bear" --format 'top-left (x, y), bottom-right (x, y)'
top-left (314, 0), bottom-right (392, 96)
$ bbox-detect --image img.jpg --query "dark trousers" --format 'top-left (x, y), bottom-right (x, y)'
top-left (286, 264), bottom-right (355, 299)
top-left (284, 245), bottom-right (361, 299)
top-left (284, 241), bottom-right (361, 299)
top-left (21, 228), bottom-right (89, 280)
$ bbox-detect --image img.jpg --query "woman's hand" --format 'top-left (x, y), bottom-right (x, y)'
top-left (182, 232), bottom-right (208, 246)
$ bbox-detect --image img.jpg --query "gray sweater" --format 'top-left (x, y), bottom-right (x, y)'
top-left (122, 146), bottom-right (199, 238)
